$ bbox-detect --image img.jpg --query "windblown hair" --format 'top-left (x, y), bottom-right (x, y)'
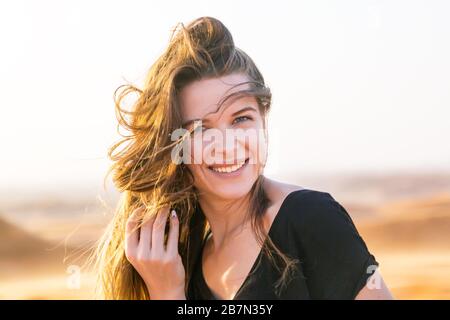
top-left (91, 16), bottom-right (299, 299)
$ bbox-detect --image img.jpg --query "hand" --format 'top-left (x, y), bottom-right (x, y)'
top-left (125, 206), bottom-right (186, 300)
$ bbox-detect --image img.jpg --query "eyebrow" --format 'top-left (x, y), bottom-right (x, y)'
top-left (182, 106), bottom-right (257, 128)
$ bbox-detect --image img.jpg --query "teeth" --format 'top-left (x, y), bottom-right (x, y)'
top-left (210, 160), bottom-right (246, 173)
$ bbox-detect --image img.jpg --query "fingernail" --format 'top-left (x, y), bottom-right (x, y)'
top-left (171, 209), bottom-right (177, 219)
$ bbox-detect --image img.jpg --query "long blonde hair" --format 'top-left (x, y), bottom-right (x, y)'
top-left (91, 16), bottom-right (299, 299)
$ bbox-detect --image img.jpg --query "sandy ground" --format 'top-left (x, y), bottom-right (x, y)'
top-left (356, 191), bottom-right (450, 299)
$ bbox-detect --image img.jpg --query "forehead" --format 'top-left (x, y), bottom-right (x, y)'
top-left (178, 73), bottom-right (255, 121)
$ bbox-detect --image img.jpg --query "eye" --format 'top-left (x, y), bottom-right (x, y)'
top-left (191, 123), bottom-right (207, 135)
top-left (233, 116), bottom-right (252, 124)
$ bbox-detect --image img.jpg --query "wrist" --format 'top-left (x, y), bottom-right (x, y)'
top-left (150, 293), bottom-right (186, 300)
top-left (147, 286), bottom-right (186, 300)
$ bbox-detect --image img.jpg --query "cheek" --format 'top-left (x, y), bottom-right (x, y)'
top-left (180, 135), bottom-right (204, 165)
top-left (241, 125), bottom-right (268, 166)
top-left (185, 163), bottom-right (203, 184)
top-left (255, 135), bottom-right (268, 165)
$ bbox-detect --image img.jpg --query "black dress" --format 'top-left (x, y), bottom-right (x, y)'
top-left (187, 188), bottom-right (379, 300)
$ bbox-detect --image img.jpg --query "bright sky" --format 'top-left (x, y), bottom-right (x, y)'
top-left (1, 0), bottom-right (449, 191)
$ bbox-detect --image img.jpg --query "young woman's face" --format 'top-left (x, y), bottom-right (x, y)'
top-left (178, 73), bottom-right (267, 200)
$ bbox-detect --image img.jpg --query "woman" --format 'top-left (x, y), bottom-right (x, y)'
top-left (94, 16), bottom-right (393, 300)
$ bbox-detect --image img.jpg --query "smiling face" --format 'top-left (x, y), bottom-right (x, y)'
top-left (178, 73), bottom-right (268, 200)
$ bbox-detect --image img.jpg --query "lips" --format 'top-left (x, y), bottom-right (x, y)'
top-left (207, 158), bottom-right (249, 173)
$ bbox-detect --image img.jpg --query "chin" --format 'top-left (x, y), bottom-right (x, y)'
top-left (207, 184), bottom-right (254, 200)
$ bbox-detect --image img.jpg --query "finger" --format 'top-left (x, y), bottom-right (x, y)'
top-left (139, 211), bottom-right (155, 252)
top-left (125, 208), bottom-right (142, 258)
top-left (166, 209), bottom-right (180, 255)
top-left (151, 206), bottom-right (170, 254)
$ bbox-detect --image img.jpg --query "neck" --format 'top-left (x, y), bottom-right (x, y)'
top-left (198, 191), bottom-right (252, 251)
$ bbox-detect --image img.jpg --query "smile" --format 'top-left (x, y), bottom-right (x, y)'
top-left (208, 158), bottom-right (249, 174)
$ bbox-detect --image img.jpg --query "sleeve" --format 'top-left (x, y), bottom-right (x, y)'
top-left (290, 190), bottom-right (379, 300)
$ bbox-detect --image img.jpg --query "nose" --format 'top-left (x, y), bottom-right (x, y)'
top-left (203, 127), bottom-right (246, 165)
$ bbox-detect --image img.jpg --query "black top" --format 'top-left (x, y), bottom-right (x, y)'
top-left (187, 188), bottom-right (379, 300)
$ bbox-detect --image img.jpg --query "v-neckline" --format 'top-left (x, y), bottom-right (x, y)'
top-left (198, 188), bottom-right (307, 300)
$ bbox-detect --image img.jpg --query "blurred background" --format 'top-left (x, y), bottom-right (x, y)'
top-left (1, 0), bottom-right (449, 299)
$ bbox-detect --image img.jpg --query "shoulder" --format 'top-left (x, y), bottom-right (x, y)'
top-left (263, 178), bottom-right (342, 225)
top-left (282, 187), bottom-right (377, 268)
top-left (280, 187), bottom-right (369, 256)
top-left (262, 176), bottom-right (333, 209)
top-left (262, 177), bottom-right (356, 238)
top-left (285, 189), bottom-right (359, 245)
top-left (283, 188), bottom-right (347, 226)
top-left (265, 181), bottom-right (380, 299)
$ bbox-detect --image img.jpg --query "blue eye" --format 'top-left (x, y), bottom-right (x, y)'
top-left (233, 116), bottom-right (251, 124)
